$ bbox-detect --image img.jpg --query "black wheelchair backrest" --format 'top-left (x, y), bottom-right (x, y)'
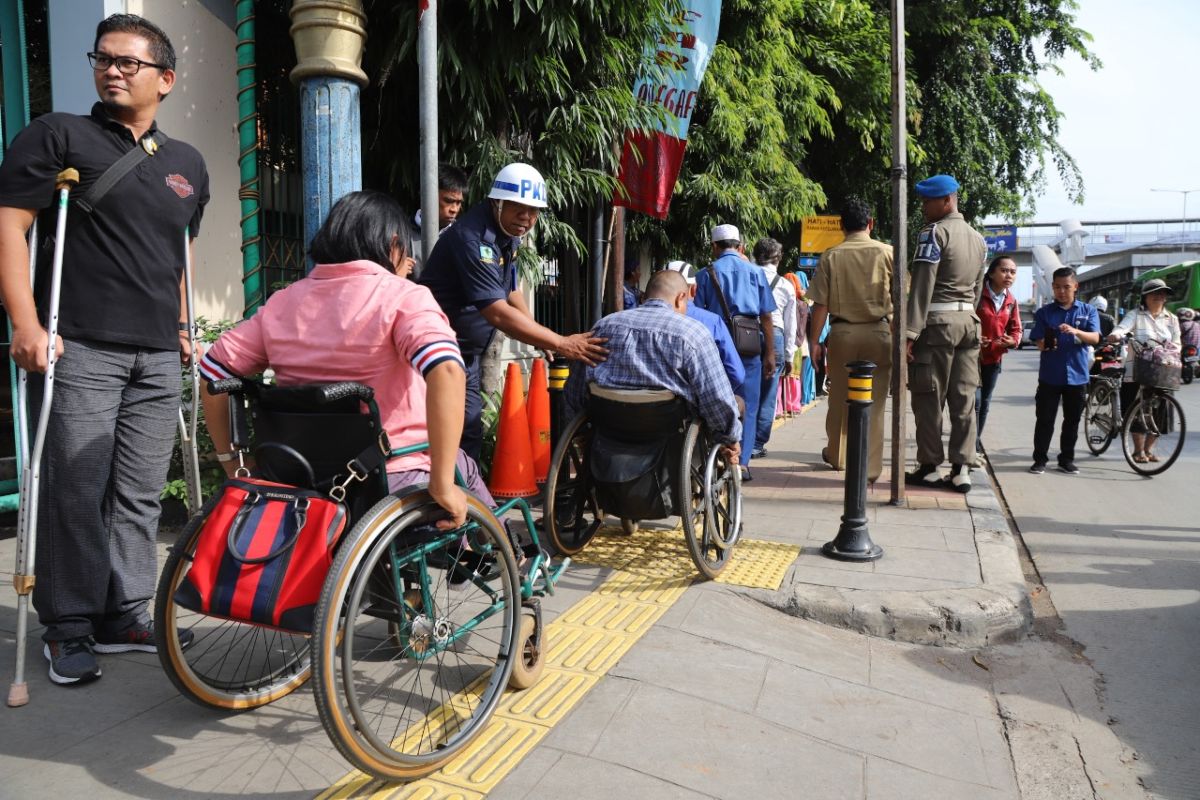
top-left (586, 384), bottom-right (688, 443)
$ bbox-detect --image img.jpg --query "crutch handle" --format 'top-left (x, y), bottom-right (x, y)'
top-left (55, 169), bottom-right (80, 191)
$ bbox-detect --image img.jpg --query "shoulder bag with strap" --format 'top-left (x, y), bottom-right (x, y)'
top-left (38, 131), bottom-right (168, 266)
top-left (706, 265), bottom-right (762, 357)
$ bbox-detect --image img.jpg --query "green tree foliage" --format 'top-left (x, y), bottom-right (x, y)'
top-left (360, 0), bottom-right (1095, 265)
top-left (899, 0), bottom-right (1099, 222)
top-left (361, 0), bottom-right (679, 259)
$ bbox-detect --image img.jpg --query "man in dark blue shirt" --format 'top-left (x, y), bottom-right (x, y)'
top-left (1029, 266), bottom-right (1100, 474)
top-left (420, 163), bottom-right (608, 460)
top-left (668, 260), bottom-right (744, 390)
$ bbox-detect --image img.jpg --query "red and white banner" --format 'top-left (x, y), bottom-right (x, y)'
top-left (614, 2), bottom-right (722, 219)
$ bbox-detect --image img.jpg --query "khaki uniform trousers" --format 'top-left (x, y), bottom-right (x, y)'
top-left (825, 320), bottom-right (892, 482)
top-left (909, 311), bottom-right (980, 467)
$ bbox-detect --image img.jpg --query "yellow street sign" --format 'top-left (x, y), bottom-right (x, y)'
top-left (801, 215), bottom-right (844, 253)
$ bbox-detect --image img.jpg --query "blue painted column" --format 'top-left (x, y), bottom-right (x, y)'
top-left (289, 0), bottom-right (368, 272)
top-left (299, 77), bottom-right (362, 267)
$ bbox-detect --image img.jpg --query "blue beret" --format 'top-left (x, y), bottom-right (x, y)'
top-left (915, 174), bottom-right (960, 198)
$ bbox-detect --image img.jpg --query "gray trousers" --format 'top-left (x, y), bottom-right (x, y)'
top-left (29, 339), bottom-right (180, 642)
top-left (909, 313), bottom-right (981, 468)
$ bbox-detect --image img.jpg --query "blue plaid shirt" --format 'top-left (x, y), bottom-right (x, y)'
top-left (565, 299), bottom-right (742, 444)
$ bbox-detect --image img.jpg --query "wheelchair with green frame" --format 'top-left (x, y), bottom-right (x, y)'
top-left (154, 378), bottom-right (566, 781)
top-left (542, 384), bottom-right (743, 579)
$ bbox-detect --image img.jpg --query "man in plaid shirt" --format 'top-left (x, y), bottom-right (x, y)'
top-left (566, 270), bottom-right (742, 457)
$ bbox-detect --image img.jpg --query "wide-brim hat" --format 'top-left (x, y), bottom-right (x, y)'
top-left (1140, 278), bottom-right (1173, 296)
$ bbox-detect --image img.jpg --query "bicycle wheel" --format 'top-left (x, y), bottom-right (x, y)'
top-left (312, 490), bottom-right (521, 781)
top-left (1121, 390), bottom-right (1186, 476)
top-left (544, 413), bottom-right (603, 555)
top-left (155, 498), bottom-right (311, 710)
top-left (1084, 381), bottom-right (1116, 456)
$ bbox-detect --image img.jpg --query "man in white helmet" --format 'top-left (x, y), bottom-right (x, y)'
top-left (1089, 295), bottom-right (1115, 339)
top-left (420, 162), bottom-right (609, 460)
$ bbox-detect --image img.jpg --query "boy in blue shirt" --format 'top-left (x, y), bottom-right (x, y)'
top-left (1029, 267), bottom-right (1101, 474)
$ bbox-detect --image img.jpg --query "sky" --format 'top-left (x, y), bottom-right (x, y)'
top-left (1028, 0), bottom-right (1200, 225)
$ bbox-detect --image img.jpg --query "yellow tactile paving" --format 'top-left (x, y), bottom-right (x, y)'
top-left (317, 524), bottom-right (799, 799)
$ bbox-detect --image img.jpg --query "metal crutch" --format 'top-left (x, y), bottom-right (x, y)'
top-left (8, 168), bottom-right (79, 708)
top-left (177, 228), bottom-right (202, 517)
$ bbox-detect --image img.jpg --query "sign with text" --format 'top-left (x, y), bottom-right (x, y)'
top-left (800, 216), bottom-right (844, 253)
top-left (614, 2), bottom-right (722, 219)
top-left (983, 225), bottom-right (1017, 254)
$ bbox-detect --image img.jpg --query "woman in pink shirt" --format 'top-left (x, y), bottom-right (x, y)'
top-left (199, 191), bottom-right (479, 528)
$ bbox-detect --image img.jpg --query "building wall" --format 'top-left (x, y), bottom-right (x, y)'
top-left (48, 0), bottom-right (244, 324)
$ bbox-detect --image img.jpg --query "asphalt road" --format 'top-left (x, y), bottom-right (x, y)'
top-left (981, 348), bottom-right (1200, 800)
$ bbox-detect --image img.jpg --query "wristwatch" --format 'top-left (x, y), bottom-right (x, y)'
top-left (215, 451), bottom-right (240, 463)
top-left (178, 322), bottom-right (190, 332)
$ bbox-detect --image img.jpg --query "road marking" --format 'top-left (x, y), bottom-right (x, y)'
top-left (317, 528), bottom-right (798, 798)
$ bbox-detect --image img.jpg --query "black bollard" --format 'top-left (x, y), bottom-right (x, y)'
top-left (547, 360), bottom-right (570, 449)
top-left (822, 360), bottom-right (884, 562)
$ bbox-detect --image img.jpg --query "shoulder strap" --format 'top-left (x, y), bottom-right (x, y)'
top-left (75, 131), bottom-right (168, 216)
top-left (705, 266), bottom-right (736, 324)
top-left (770, 274), bottom-right (782, 292)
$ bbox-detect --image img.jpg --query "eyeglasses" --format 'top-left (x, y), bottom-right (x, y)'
top-left (87, 52), bottom-right (168, 75)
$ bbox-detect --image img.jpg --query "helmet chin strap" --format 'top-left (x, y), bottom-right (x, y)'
top-left (492, 199), bottom-right (530, 238)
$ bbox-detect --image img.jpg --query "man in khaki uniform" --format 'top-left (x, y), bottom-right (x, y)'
top-left (905, 174), bottom-right (986, 493)
top-left (809, 198), bottom-right (894, 483)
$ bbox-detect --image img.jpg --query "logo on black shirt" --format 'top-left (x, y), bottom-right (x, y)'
top-left (165, 174), bottom-right (194, 199)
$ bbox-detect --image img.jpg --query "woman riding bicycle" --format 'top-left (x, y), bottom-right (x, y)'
top-left (1107, 278), bottom-right (1182, 463)
top-left (198, 190), bottom-right (487, 528)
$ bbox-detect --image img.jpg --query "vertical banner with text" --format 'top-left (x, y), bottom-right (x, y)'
top-left (613, 2), bottom-right (722, 219)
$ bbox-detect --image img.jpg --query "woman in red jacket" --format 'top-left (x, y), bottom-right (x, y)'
top-left (976, 255), bottom-right (1022, 453)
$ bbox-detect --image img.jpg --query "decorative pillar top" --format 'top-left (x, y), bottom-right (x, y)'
top-left (289, 0), bottom-right (368, 86)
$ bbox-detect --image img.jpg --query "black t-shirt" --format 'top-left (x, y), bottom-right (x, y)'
top-left (418, 202), bottom-right (518, 357)
top-left (0, 103), bottom-right (209, 350)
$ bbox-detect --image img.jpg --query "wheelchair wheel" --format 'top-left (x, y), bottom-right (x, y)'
top-left (312, 490), bottom-right (522, 781)
top-left (544, 413), bottom-right (604, 555)
top-left (507, 614), bottom-right (545, 690)
top-left (678, 424), bottom-right (740, 580)
top-left (155, 498), bottom-right (311, 710)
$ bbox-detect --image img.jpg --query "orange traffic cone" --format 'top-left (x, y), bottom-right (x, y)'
top-left (526, 358), bottom-right (551, 485)
top-left (488, 362), bottom-right (539, 499)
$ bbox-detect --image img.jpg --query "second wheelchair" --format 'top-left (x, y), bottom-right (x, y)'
top-left (542, 385), bottom-right (743, 579)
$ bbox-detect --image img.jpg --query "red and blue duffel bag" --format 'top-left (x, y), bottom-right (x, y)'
top-left (172, 478), bottom-right (349, 634)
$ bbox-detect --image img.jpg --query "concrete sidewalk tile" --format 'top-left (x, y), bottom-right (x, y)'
top-left (868, 546), bottom-right (982, 584)
top-left (942, 526), bottom-right (980, 554)
top-left (496, 750), bottom-right (716, 800)
top-left (486, 747), bottom-right (565, 800)
top-left (677, 591), bottom-right (871, 684)
top-left (866, 757), bottom-right (1017, 800)
top-left (783, 562), bottom-right (974, 592)
top-left (875, 504), bottom-right (973, 529)
top-left (609, 626), bottom-right (769, 712)
top-left (865, 638), bottom-right (999, 721)
top-left (590, 682), bottom-right (864, 800)
top-left (757, 659), bottom-right (997, 787)
top-left (810, 521), bottom-right (952, 553)
top-left (541, 675), bottom-right (637, 757)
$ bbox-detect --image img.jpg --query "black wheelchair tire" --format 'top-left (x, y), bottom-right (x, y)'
top-left (544, 413), bottom-right (603, 555)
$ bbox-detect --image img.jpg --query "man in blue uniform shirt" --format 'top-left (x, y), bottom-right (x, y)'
top-left (1029, 266), bottom-right (1100, 474)
top-left (668, 260), bottom-right (745, 390)
top-left (420, 162), bottom-right (608, 460)
top-left (694, 224), bottom-right (776, 473)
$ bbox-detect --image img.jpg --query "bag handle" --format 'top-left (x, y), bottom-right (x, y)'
top-left (226, 493), bottom-right (309, 564)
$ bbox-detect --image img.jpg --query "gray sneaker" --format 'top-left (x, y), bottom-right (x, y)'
top-left (44, 638), bottom-right (102, 685)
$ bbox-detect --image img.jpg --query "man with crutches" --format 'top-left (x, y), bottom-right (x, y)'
top-left (0, 14), bottom-right (208, 693)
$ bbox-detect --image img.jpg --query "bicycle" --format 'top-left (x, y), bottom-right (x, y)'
top-left (1084, 342), bottom-right (1124, 456)
top-left (1118, 338), bottom-right (1187, 476)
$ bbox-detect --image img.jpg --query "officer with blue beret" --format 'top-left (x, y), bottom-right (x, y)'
top-left (904, 174), bottom-right (987, 492)
top-left (420, 162), bottom-right (609, 461)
